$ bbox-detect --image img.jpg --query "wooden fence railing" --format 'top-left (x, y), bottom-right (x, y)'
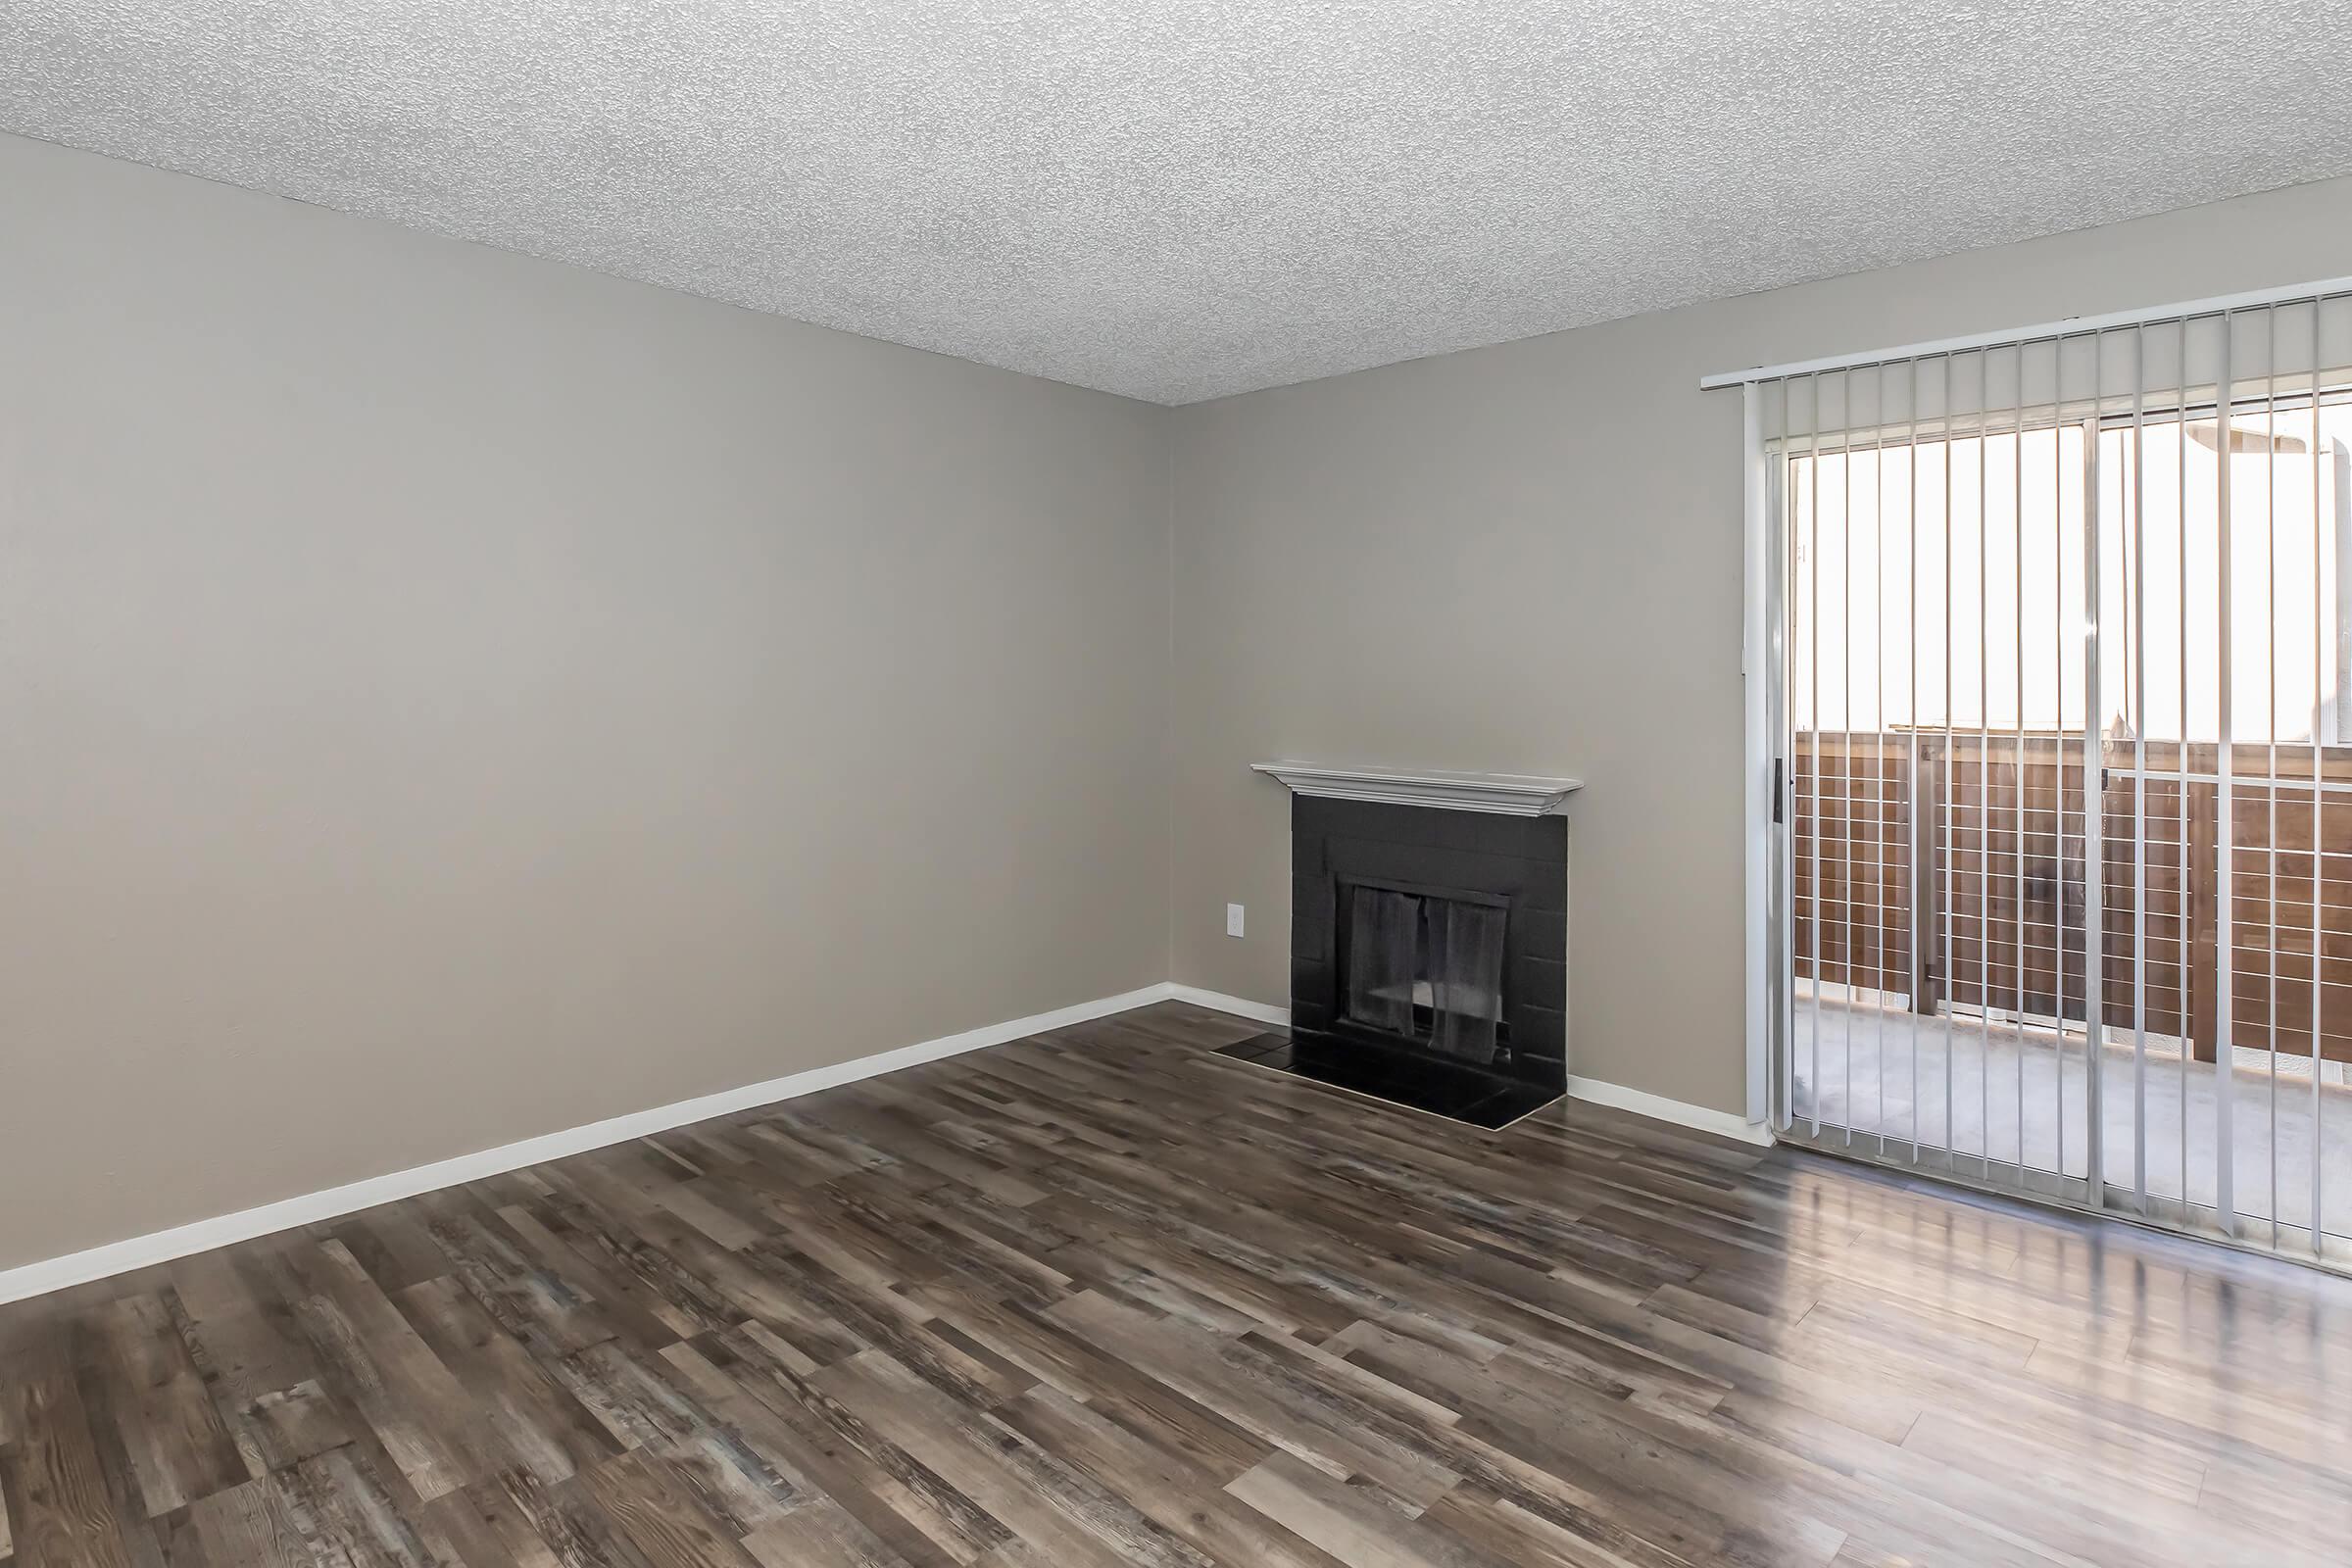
top-left (1792, 730), bottom-right (2352, 1064)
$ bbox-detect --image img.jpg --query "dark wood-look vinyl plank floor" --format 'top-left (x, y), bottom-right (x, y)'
top-left (4, 1000), bottom-right (2350, 1567)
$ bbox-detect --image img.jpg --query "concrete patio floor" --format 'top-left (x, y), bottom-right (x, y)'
top-left (1794, 989), bottom-right (2352, 1237)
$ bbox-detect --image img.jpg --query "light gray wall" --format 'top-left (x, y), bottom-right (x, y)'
top-left (1167, 174), bottom-right (2352, 1117)
top-left (0, 133), bottom-right (1172, 1273)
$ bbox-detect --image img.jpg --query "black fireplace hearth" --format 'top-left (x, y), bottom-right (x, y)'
top-left (1216, 794), bottom-right (1567, 1128)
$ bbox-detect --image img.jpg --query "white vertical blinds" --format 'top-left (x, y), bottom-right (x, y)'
top-left (1753, 285), bottom-right (2352, 1260)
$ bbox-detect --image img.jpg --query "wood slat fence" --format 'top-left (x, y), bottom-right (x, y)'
top-left (1792, 730), bottom-right (2352, 1064)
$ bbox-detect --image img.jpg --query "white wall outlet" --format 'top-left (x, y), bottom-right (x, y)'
top-left (1225, 903), bottom-right (1246, 938)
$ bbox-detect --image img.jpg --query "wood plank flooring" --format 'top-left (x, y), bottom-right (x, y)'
top-left (5, 1000), bottom-right (2351, 1567)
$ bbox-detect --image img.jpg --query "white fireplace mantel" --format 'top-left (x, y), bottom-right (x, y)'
top-left (1250, 762), bottom-right (1583, 817)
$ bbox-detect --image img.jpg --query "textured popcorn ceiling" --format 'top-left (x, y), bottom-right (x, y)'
top-left (6, 3), bottom-right (2351, 405)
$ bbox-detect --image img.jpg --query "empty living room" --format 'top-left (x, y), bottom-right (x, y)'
top-left (6, 4), bottom-right (2352, 1565)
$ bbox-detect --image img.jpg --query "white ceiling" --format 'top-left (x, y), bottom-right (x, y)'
top-left (7, 2), bottom-right (2350, 405)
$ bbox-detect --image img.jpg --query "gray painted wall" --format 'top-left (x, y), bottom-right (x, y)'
top-left (1167, 173), bottom-right (2352, 1116)
top-left (0, 133), bottom-right (1172, 1272)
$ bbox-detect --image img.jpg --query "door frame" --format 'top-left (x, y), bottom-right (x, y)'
top-left (1740, 383), bottom-right (1780, 1135)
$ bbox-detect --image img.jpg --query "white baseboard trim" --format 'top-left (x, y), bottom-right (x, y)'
top-left (0, 983), bottom-right (1172, 1307)
top-left (1567, 1075), bottom-right (1776, 1147)
top-left (1161, 984), bottom-right (1291, 1027)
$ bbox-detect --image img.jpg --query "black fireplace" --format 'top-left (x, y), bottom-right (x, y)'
top-left (1219, 795), bottom-right (1566, 1127)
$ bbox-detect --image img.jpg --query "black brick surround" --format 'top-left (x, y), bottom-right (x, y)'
top-left (1216, 795), bottom-right (1566, 1128)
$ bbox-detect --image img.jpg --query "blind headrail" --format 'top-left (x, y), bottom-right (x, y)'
top-left (1697, 273), bottom-right (2352, 392)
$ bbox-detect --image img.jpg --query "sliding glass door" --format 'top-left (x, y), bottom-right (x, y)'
top-left (1769, 294), bottom-right (2352, 1262)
